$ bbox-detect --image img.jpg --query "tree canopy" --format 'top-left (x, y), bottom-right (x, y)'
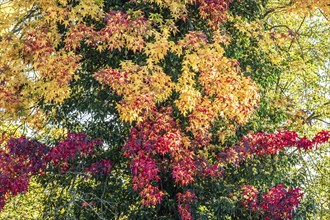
top-left (0, 0), bottom-right (329, 219)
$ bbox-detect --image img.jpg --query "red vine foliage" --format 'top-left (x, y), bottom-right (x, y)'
top-left (45, 132), bottom-right (102, 172)
top-left (177, 190), bottom-right (197, 220)
top-left (122, 107), bottom-right (195, 206)
top-left (0, 133), bottom-right (110, 211)
top-left (85, 159), bottom-right (113, 177)
top-left (217, 130), bottom-right (330, 166)
top-left (241, 184), bottom-right (304, 220)
top-left (260, 184), bottom-right (303, 220)
top-left (0, 129), bottom-right (329, 218)
top-left (0, 137), bottom-right (49, 210)
top-left (122, 107), bottom-right (222, 218)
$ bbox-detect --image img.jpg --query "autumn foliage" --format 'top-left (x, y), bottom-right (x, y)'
top-left (0, 0), bottom-right (329, 219)
top-left (1, 127), bottom-right (329, 217)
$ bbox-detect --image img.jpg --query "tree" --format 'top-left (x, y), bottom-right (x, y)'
top-left (0, 0), bottom-right (329, 219)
